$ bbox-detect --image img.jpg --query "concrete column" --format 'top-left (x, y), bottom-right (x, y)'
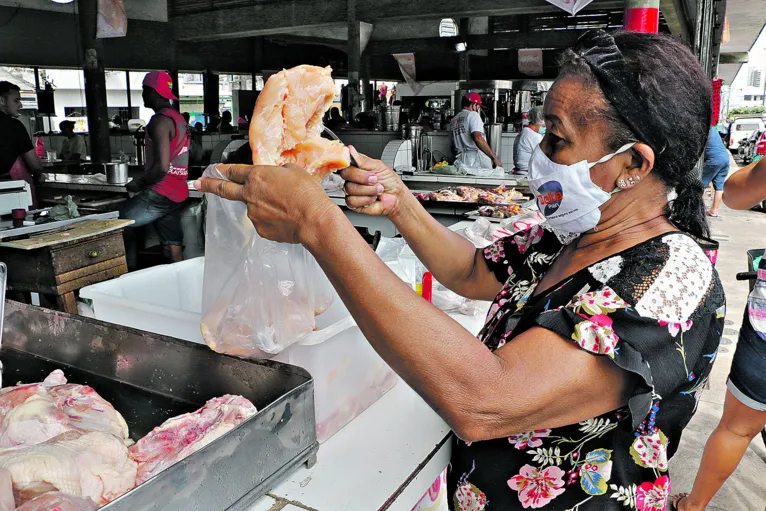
top-left (624, 0), bottom-right (660, 33)
top-left (459, 18), bottom-right (471, 80)
top-left (78, 0), bottom-right (111, 163)
top-left (203, 70), bottom-right (220, 118)
top-left (125, 71), bottom-right (132, 121)
top-left (253, 36), bottom-right (264, 86)
top-left (169, 70), bottom-right (180, 112)
top-left (348, 0), bottom-right (363, 120)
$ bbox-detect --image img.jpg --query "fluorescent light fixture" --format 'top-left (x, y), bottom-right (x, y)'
top-left (51, 0), bottom-right (75, 3)
top-left (455, 42), bottom-right (467, 52)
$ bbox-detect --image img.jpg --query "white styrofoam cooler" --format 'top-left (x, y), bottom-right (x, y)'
top-left (80, 258), bottom-right (398, 442)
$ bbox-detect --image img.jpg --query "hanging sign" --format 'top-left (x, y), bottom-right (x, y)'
top-left (393, 53), bottom-right (424, 96)
top-left (97, 0), bottom-right (128, 38)
top-left (543, 0), bottom-right (594, 15)
top-left (518, 49), bottom-right (543, 76)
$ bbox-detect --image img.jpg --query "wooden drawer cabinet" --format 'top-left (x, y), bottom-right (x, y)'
top-left (0, 219), bottom-right (132, 313)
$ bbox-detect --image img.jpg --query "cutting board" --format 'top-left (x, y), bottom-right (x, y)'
top-left (0, 219), bottom-right (134, 250)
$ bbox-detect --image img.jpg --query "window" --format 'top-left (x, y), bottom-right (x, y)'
top-left (439, 18), bottom-right (458, 37)
top-left (748, 68), bottom-right (763, 88)
top-left (745, 95), bottom-right (754, 101)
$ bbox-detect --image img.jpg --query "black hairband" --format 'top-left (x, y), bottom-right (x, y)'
top-left (574, 29), bottom-right (667, 155)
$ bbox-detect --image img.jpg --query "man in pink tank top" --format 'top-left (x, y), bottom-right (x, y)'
top-left (120, 71), bottom-right (189, 269)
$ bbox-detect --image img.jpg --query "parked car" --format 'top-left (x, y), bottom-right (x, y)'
top-left (756, 130), bottom-right (766, 163)
top-left (729, 119), bottom-right (765, 151)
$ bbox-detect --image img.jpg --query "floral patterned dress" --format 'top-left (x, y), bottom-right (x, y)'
top-left (448, 225), bottom-right (725, 511)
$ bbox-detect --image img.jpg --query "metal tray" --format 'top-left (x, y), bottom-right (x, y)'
top-left (2, 300), bottom-right (318, 511)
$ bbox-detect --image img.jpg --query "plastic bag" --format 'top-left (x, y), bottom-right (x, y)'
top-left (200, 165), bottom-right (335, 357)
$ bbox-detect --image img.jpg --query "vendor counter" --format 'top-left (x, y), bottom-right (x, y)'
top-left (38, 173), bottom-right (204, 199)
top-left (37, 173), bottom-right (205, 260)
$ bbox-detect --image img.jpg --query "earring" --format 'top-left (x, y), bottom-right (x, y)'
top-left (634, 175), bottom-right (641, 182)
top-left (618, 178), bottom-right (627, 189)
top-left (627, 177), bottom-right (636, 187)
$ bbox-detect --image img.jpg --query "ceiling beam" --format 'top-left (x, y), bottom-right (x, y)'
top-left (172, 0), bottom-right (624, 42)
top-left (718, 52), bottom-right (748, 64)
top-left (660, 0), bottom-right (691, 44)
top-left (365, 30), bottom-right (583, 55)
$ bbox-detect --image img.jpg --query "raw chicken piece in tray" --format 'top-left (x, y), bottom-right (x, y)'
top-left (250, 64), bottom-right (350, 178)
top-left (129, 395), bottom-right (257, 485)
top-left (16, 491), bottom-right (98, 511)
top-left (0, 370), bottom-right (129, 448)
top-left (0, 430), bottom-right (136, 505)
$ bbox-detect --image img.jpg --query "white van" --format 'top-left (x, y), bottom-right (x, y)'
top-left (729, 119), bottom-right (765, 151)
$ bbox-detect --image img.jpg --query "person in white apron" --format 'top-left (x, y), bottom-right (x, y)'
top-left (449, 93), bottom-right (501, 171)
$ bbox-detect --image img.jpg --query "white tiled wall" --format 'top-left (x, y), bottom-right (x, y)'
top-left (337, 132), bottom-right (400, 159)
top-left (501, 133), bottom-right (518, 170)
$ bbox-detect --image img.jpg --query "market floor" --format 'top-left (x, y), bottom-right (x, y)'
top-left (668, 159), bottom-right (766, 511)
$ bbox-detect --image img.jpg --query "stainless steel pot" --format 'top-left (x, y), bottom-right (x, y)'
top-left (104, 162), bottom-right (129, 184)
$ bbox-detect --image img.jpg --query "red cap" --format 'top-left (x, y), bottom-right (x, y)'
top-left (464, 92), bottom-right (485, 108)
top-left (143, 71), bottom-right (178, 101)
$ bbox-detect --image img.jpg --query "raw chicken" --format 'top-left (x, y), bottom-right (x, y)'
top-left (16, 492), bottom-right (98, 511)
top-left (0, 430), bottom-right (137, 505)
top-left (0, 371), bottom-right (129, 448)
top-left (0, 386), bottom-right (73, 448)
top-left (48, 384), bottom-right (129, 441)
top-left (129, 395), bottom-right (256, 485)
top-left (0, 469), bottom-right (13, 511)
top-left (250, 65), bottom-right (350, 178)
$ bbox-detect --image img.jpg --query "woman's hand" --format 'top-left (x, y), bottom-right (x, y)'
top-left (340, 147), bottom-right (410, 218)
top-left (194, 163), bottom-right (336, 245)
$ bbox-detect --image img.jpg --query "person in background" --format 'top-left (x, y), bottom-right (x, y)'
top-left (58, 120), bottom-right (86, 162)
top-left (341, 84), bottom-right (349, 120)
top-left (671, 155), bottom-right (766, 510)
top-left (220, 110), bottom-right (235, 133)
top-left (193, 121), bottom-right (203, 133)
top-left (120, 71), bottom-right (190, 268)
top-left (0, 81), bottom-right (42, 207)
top-left (701, 125), bottom-right (730, 217)
top-left (205, 115), bottom-right (221, 133)
top-left (512, 106), bottom-right (545, 175)
top-left (450, 92), bottom-right (502, 169)
top-left (182, 112), bottom-right (193, 134)
top-left (326, 107), bottom-right (348, 131)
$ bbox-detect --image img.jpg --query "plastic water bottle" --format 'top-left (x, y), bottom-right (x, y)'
top-left (35, 137), bottom-right (45, 159)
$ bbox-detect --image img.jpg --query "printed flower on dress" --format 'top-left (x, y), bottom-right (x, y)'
top-left (572, 314), bottom-right (620, 357)
top-left (508, 464), bottom-right (566, 509)
top-left (658, 319), bottom-right (693, 338)
top-left (635, 475), bottom-right (670, 511)
top-left (508, 429), bottom-right (551, 450)
top-left (484, 241), bottom-right (506, 263)
top-left (454, 462), bottom-right (488, 511)
top-left (568, 286), bottom-right (628, 315)
top-left (579, 448), bottom-right (614, 496)
top-left (630, 430), bottom-right (669, 471)
top-left (513, 225), bottom-right (544, 255)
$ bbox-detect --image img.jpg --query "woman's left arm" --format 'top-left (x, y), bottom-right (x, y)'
top-left (197, 165), bottom-right (633, 442)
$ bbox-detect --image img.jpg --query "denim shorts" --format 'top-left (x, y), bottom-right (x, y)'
top-left (119, 189), bottom-right (185, 246)
top-left (727, 268), bottom-right (766, 411)
top-left (701, 161), bottom-right (729, 191)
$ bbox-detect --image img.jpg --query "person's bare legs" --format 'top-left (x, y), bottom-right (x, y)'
top-left (162, 244), bottom-right (184, 263)
top-left (677, 390), bottom-right (766, 511)
top-left (707, 189), bottom-right (724, 217)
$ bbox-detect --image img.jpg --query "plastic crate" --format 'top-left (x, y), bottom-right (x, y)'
top-left (80, 258), bottom-right (397, 443)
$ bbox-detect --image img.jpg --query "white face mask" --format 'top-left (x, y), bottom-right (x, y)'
top-left (527, 142), bottom-right (636, 234)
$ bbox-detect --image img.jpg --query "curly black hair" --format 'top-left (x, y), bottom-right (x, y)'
top-left (558, 31), bottom-right (713, 239)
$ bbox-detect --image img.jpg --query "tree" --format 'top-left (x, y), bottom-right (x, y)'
top-left (730, 106), bottom-right (766, 115)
